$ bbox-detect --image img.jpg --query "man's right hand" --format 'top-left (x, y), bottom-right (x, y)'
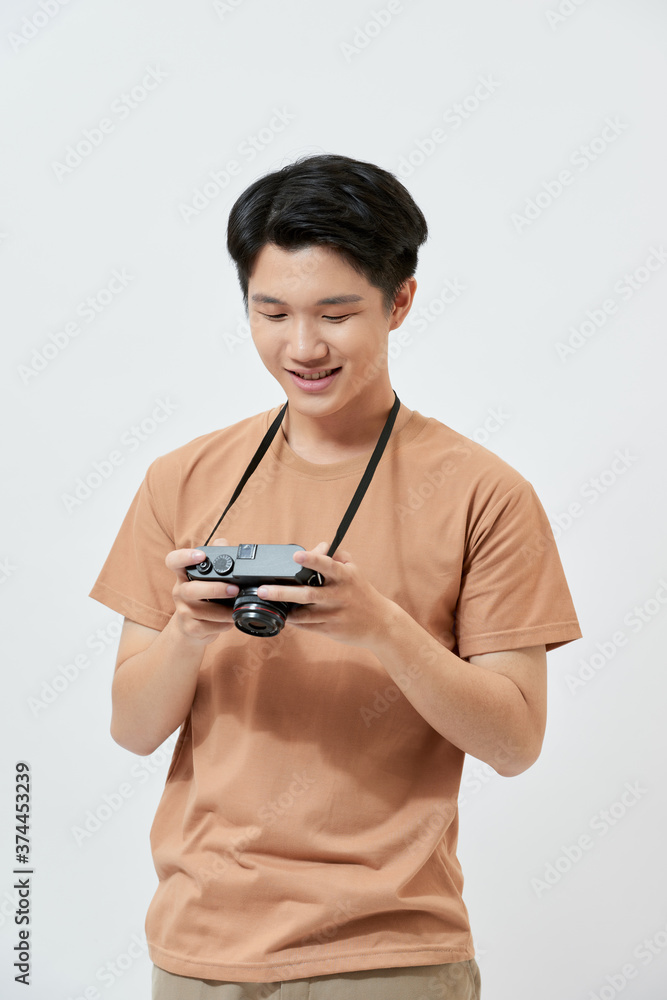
top-left (110, 537), bottom-right (241, 755)
top-left (167, 537), bottom-right (240, 644)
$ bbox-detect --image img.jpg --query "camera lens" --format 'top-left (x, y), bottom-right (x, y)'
top-left (232, 589), bottom-right (289, 638)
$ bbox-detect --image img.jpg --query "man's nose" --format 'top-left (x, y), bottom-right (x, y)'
top-left (287, 317), bottom-right (329, 361)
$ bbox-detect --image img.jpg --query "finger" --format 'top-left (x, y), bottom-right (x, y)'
top-left (166, 547), bottom-right (210, 580)
top-left (293, 541), bottom-right (328, 564)
top-left (256, 583), bottom-right (319, 606)
top-left (184, 602), bottom-right (238, 626)
top-left (182, 579), bottom-right (239, 603)
top-left (293, 545), bottom-right (345, 581)
top-left (166, 547), bottom-right (240, 595)
top-left (211, 537), bottom-right (230, 546)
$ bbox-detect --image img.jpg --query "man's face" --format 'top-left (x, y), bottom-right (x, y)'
top-left (247, 243), bottom-right (409, 423)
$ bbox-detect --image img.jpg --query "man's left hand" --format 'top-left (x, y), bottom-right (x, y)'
top-left (256, 542), bottom-right (398, 648)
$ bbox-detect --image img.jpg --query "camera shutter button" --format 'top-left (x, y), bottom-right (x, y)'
top-left (213, 554), bottom-right (234, 575)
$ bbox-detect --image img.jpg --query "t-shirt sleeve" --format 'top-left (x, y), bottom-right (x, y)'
top-left (89, 458), bottom-right (178, 631)
top-left (454, 479), bottom-right (582, 659)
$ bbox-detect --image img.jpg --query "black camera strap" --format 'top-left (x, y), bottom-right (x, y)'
top-left (203, 402), bottom-right (289, 545)
top-left (324, 391), bottom-right (400, 558)
top-left (204, 391), bottom-right (401, 557)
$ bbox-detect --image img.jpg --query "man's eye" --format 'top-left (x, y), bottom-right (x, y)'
top-left (261, 313), bottom-right (352, 322)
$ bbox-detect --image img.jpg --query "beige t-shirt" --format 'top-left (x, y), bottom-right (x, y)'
top-left (90, 404), bottom-right (581, 982)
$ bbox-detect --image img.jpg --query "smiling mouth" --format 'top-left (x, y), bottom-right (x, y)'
top-left (290, 368), bottom-right (341, 380)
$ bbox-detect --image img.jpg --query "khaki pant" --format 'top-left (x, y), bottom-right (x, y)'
top-left (152, 959), bottom-right (481, 999)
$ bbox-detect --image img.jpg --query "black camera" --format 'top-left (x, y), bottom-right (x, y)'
top-left (186, 544), bottom-right (324, 637)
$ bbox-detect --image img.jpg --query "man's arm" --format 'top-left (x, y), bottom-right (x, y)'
top-left (111, 617), bottom-right (212, 756)
top-left (365, 601), bottom-right (546, 777)
top-left (110, 541), bottom-right (239, 756)
top-left (257, 542), bottom-right (548, 777)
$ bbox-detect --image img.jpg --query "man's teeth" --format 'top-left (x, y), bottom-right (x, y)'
top-left (296, 369), bottom-right (335, 380)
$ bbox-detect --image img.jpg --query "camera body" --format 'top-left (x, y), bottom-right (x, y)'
top-left (186, 544), bottom-right (324, 637)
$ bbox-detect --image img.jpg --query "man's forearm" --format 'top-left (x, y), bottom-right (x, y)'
top-left (111, 617), bottom-right (209, 756)
top-left (366, 601), bottom-right (543, 776)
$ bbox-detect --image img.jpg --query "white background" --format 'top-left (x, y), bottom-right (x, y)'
top-left (2, 1), bottom-right (666, 998)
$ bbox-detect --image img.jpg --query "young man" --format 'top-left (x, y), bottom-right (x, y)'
top-left (90, 153), bottom-right (581, 999)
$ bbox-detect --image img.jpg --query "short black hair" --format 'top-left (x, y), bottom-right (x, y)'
top-left (227, 153), bottom-right (428, 316)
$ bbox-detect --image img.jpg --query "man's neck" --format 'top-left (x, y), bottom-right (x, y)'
top-left (282, 394), bottom-right (410, 465)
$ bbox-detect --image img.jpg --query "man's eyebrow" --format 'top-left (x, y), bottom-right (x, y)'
top-left (250, 293), bottom-right (365, 306)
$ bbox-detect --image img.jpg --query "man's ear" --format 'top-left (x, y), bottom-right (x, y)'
top-left (389, 276), bottom-right (418, 331)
